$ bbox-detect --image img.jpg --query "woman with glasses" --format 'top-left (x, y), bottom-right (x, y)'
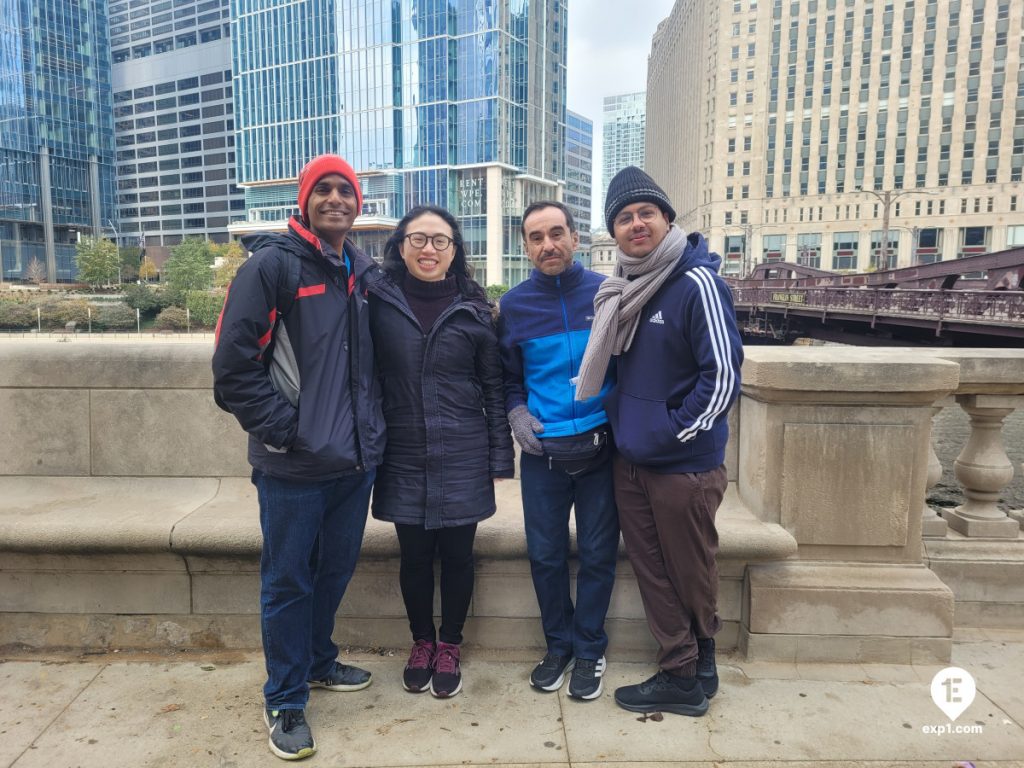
top-left (368, 205), bottom-right (514, 698)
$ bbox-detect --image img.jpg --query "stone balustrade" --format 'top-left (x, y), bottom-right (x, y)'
top-left (1, 341), bottom-right (1022, 663)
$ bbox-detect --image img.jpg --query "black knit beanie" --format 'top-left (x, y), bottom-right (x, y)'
top-left (604, 166), bottom-right (676, 233)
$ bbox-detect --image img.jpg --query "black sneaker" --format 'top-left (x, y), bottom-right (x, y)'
top-left (567, 655), bottom-right (606, 700)
top-left (614, 671), bottom-right (709, 717)
top-left (402, 639), bottom-right (435, 693)
top-left (530, 652), bottom-right (575, 692)
top-left (429, 641), bottom-right (463, 698)
top-left (696, 637), bottom-right (718, 698)
top-left (264, 707), bottom-right (316, 760)
top-left (308, 660), bottom-right (372, 692)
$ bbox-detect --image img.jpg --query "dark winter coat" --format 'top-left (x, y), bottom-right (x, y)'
top-left (368, 274), bottom-right (514, 529)
top-left (212, 216), bottom-right (386, 481)
top-left (605, 233), bottom-right (743, 474)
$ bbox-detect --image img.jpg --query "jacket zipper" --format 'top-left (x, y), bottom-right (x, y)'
top-left (556, 275), bottom-right (578, 427)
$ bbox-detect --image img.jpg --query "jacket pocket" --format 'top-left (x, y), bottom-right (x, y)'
top-left (608, 391), bottom-right (689, 466)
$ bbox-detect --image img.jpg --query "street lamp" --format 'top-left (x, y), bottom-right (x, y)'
top-left (857, 188), bottom-right (938, 270)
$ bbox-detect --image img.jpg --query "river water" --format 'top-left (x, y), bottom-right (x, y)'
top-left (929, 405), bottom-right (1024, 511)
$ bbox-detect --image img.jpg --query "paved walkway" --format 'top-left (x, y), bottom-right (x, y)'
top-left (3, 629), bottom-right (1023, 768)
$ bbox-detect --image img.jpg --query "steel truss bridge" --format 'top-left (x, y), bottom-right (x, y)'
top-left (730, 247), bottom-right (1024, 346)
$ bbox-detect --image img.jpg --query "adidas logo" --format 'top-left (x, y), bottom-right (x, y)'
top-left (648, 310), bottom-right (664, 325)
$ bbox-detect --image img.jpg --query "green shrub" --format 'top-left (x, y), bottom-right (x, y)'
top-left (94, 303), bottom-right (137, 330)
top-left (486, 284), bottom-right (509, 301)
top-left (154, 306), bottom-right (189, 330)
top-left (185, 291), bottom-right (226, 328)
top-left (0, 301), bottom-right (36, 330)
top-left (38, 299), bottom-right (91, 329)
top-left (122, 283), bottom-right (167, 316)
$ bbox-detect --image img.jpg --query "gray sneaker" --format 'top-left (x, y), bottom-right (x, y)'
top-left (308, 660), bottom-right (372, 692)
top-left (567, 656), bottom-right (606, 700)
top-left (264, 708), bottom-right (316, 760)
top-left (530, 652), bottom-right (575, 691)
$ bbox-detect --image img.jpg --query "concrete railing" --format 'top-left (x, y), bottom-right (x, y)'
top-left (1, 342), bottom-right (1022, 663)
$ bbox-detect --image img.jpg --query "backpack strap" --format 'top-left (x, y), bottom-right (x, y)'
top-left (277, 253), bottom-right (302, 319)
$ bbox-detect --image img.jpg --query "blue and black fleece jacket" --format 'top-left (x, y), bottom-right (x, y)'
top-left (496, 261), bottom-right (614, 438)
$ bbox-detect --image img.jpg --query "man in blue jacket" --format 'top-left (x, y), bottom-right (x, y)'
top-left (212, 154), bottom-right (385, 760)
top-left (576, 167), bottom-right (743, 717)
top-left (497, 201), bottom-right (619, 701)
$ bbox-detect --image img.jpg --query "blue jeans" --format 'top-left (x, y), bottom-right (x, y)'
top-left (253, 468), bottom-right (374, 710)
top-left (520, 452), bottom-right (619, 661)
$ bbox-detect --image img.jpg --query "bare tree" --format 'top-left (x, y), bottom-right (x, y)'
top-left (24, 257), bottom-right (46, 285)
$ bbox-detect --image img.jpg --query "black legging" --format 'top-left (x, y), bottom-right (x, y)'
top-left (394, 522), bottom-right (478, 645)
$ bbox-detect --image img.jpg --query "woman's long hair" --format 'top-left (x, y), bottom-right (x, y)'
top-left (382, 205), bottom-right (487, 302)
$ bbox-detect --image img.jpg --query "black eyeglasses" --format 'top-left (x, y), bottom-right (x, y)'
top-left (405, 232), bottom-right (453, 251)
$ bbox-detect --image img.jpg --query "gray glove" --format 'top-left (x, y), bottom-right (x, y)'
top-left (508, 404), bottom-right (545, 456)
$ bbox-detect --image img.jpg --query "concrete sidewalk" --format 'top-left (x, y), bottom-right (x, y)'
top-left (3, 630), bottom-right (1022, 768)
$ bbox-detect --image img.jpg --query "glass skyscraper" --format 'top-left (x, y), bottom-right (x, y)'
top-left (110, 0), bottom-right (244, 267)
top-left (231, 0), bottom-right (567, 286)
top-left (600, 91), bottom-right (646, 219)
top-left (565, 110), bottom-right (593, 257)
top-left (0, 0), bottom-right (116, 283)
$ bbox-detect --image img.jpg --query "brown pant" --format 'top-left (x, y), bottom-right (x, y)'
top-left (613, 457), bottom-right (728, 677)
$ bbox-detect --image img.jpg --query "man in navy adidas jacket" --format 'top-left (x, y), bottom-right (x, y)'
top-left (577, 167), bottom-right (743, 718)
top-left (212, 154), bottom-right (385, 760)
top-left (497, 201), bottom-right (618, 701)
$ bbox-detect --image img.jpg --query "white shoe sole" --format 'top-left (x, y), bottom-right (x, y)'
top-left (568, 677), bottom-right (604, 700)
top-left (307, 677), bottom-right (372, 692)
top-left (429, 676), bottom-right (463, 698)
top-left (530, 658), bottom-right (575, 692)
top-left (263, 710), bottom-right (317, 760)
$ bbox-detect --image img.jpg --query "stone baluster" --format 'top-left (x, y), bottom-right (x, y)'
top-left (921, 401), bottom-right (950, 538)
top-left (942, 395), bottom-right (1023, 539)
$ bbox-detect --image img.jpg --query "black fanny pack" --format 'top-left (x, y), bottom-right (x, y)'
top-left (541, 427), bottom-right (611, 477)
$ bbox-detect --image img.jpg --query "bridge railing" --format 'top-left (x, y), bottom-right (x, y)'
top-left (733, 286), bottom-right (1024, 323)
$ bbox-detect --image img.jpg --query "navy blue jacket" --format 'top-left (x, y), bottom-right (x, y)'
top-left (496, 262), bottom-right (614, 437)
top-left (605, 233), bottom-right (743, 473)
top-left (212, 217), bottom-right (385, 481)
top-left (368, 276), bottom-right (513, 529)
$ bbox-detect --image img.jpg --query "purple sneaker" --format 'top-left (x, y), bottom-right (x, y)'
top-left (430, 642), bottom-right (462, 698)
top-left (402, 639), bottom-right (435, 693)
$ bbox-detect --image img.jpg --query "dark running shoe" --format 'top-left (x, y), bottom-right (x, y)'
top-left (530, 652), bottom-right (575, 692)
top-left (430, 642), bottom-right (462, 698)
top-left (402, 639), bottom-right (435, 693)
top-left (697, 637), bottom-right (719, 698)
top-left (264, 707), bottom-right (316, 760)
top-left (308, 660), bottom-right (372, 692)
top-left (567, 655), bottom-right (606, 700)
top-left (614, 671), bottom-right (709, 717)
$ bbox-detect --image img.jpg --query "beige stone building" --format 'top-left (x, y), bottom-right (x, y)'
top-left (647, 0), bottom-right (1024, 276)
top-left (588, 230), bottom-right (618, 275)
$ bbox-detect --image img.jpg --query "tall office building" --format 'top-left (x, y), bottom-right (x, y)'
top-left (109, 0), bottom-right (243, 267)
top-left (648, 0), bottom-right (1024, 276)
top-left (600, 91), bottom-right (646, 214)
top-left (0, 0), bottom-right (116, 283)
top-left (565, 110), bottom-right (594, 257)
top-left (231, 0), bottom-right (567, 286)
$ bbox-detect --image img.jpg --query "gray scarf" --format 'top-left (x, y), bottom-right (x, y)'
top-left (575, 225), bottom-right (688, 400)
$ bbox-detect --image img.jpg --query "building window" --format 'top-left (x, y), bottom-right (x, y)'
top-left (958, 226), bottom-right (990, 258)
top-left (916, 227), bottom-right (943, 264)
top-left (832, 231), bottom-right (859, 270)
top-left (797, 233), bottom-right (822, 268)
top-left (763, 234), bottom-right (786, 262)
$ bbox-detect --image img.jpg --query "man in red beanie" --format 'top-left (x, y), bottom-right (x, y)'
top-left (213, 154), bottom-right (385, 760)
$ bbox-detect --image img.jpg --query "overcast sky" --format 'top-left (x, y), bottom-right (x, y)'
top-left (566, 0), bottom-right (677, 227)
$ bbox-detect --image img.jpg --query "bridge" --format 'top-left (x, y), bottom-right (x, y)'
top-left (731, 246), bottom-right (1024, 345)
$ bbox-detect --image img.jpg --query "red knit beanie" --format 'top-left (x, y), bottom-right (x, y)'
top-left (296, 154), bottom-right (363, 223)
